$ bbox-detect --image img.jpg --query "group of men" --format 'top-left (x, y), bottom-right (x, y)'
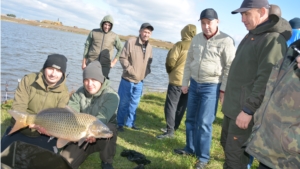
top-left (1, 0), bottom-right (300, 169)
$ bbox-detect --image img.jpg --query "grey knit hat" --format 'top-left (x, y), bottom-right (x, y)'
top-left (83, 61), bottom-right (104, 83)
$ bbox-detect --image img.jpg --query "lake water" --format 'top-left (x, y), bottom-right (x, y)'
top-left (1, 21), bottom-right (169, 101)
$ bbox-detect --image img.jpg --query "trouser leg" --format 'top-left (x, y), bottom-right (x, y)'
top-left (117, 78), bottom-right (132, 127)
top-left (126, 81), bottom-right (143, 127)
top-left (164, 84), bottom-right (181, 133)
top-left (221, 116), bottom-right (253, 169)
top-left (60, 123), bottom-right (117, 168)
top-left (174, 88), bottom-right (188, 130)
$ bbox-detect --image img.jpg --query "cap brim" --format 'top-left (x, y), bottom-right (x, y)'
top-left (231, 8), bottom-right (251, 14)
top-left (198, 17), bottom-right (216, 21)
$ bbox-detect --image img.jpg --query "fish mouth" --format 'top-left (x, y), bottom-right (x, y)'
top-left (100, 130), bottom-right (113, 138)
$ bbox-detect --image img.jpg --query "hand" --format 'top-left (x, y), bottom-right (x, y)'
top-left (85, 136), bottom-right (96, 143)
top-left (235, 111), bottom-right (252, 129)
top-left (296, 56), bottom-right (300, 68)
top-left (219, 92), bottom-right (224, 105)
top-left (111, 59), bottom-right (118, 68)
top-left (29, 124), bottom-right (51, 136)
top-left (82, 63), bottom-right (86, 70)
top-left (181, 86), bottom-right (189, 94)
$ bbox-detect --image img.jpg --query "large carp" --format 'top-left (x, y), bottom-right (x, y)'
top-left (8, 107), bottom-right (113, 148)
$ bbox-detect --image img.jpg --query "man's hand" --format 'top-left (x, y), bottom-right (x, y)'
top-left (111, 58), bottom-right (118, 68)
top-left (85, 136), bottom-right (96, 143)
top-left (219, 92), bottom-right (224, 105)
top-left (235, 111), bottom-right (252, 129)
top-left (82, 58), bottom-right (87, 70)
top-left (29, 124), bottom-right (51, 136)
top-left (181, 86), bottom-right (189, 94)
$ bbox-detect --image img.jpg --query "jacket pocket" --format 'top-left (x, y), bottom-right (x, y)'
top-left (239, 80), bottom-right (254, 109)
top-left (281, 123), bottom-right (300, 156)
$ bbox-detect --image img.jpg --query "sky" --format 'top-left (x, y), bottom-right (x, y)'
top-left (1, 0), bottom-right (299, 44)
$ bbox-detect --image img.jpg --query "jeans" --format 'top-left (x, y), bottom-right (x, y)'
top-left (184, 78), bottom-right (220, 163)
top-left (117, 78), bottom-right (143, 128)
top-left (164, 84), bottom-right (188, 133)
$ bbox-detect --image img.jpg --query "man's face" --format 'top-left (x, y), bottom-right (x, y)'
top-left (102, 22), bottom-right (111, 33)
top-left (139, 28), bottom-right (152, 43)
top-left (84, 78), bottom-right (101, 95)
top-left (241, 8), bottom-right (262, 30)
top-left (200, 18), bottom-right (219, 36)
top-left (44, 67), bottom-right (63, 86)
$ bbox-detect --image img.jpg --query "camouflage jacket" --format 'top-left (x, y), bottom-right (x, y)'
top-left (246, 42), bottom-right (300, 169)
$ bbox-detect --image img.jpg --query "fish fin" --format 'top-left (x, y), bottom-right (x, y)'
top-left (56, 138), bottom-right (70, 148)
top-left (48, 136), bottom-right (55, 143)
top-left (83, 142), bottom-right (89, 150)
top-left (78, 137), bottom-right (86, 147)
top-left (8, 110), bottom-right (29, 135)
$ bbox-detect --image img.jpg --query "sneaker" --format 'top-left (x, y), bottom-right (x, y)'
top-left (156, 132), bottom-right (174, 139)
top-left (117, 126), bottom-right (124, 132)
top-left (160, 128), bottom-right (167, 133)
top-left (173, 148), bottom-right (193, 156)
top-left (195, 161), bottom-right (207, 169)
top-left (101, 162), bottom-right (114, 169)
top-left (128, 126), bottom-right (140, 130)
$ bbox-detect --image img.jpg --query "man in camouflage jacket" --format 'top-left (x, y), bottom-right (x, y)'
top-left (246, 39), bottom-right (300, 169)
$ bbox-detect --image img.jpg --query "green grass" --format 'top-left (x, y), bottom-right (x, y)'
top-left (1, 92), bottom-right (259, 169)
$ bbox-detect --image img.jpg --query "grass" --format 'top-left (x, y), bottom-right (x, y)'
top-left (1, 92), bottom-right (259, 169)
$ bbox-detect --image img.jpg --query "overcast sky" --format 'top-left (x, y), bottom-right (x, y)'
top-left (2, 0), bottom-right (299, 44)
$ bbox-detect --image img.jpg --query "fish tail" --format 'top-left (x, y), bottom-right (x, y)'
top-left (8, 110), bottom-right (29, 135)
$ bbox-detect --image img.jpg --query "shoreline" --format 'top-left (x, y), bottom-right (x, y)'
top-left (1, 16), bottom-right (173, 49)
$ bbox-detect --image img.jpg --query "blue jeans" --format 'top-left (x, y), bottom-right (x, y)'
top-left (117, 78), bottom-right (143, 128)
top-left (184, 78), bottom-right (220, 163)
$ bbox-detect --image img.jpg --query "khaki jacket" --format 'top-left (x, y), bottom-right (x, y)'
top-left (166, 24), bottom-right (196, 86)
top-left (119, 37), bottom-right (153, 83)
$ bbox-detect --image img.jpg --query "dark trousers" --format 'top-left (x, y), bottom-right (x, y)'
top-left (257, 163), bottom-right (272, 169)
top-left (164, 84), bottom-right (188, 134)
top-left (60, 123), bottom-right (117, 169)
top-left (1, 126), bottom-right (57, 153)
top-left (220, 115), bottom-right (253, 169)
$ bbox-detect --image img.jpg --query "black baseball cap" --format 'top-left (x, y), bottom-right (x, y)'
top-left (199, 8), bottom-right (218, 21)
top-left (140, 23), bottom-right (154, 31)
top-left (232, 0), bottom-right (270, 14)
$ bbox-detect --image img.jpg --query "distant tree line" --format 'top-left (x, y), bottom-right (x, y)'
top-left (7, 14), bottom-right (16, 18)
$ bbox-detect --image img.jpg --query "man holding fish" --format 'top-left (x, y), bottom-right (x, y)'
top-left (1, 54), bottom-right (69, 153)
top-left (60, 60), bottom-right (119, 169)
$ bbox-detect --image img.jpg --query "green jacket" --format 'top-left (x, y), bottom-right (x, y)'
top-left (222, 15), bottom-right (292, 119)
top-left (83, 15), bottom-right (123, 64)
top-left (165, 24), bottom-right (196, 86)
top-left (246, 41), bottom-right (300, 168)
top-left (12, 71), bottom-right (69, 136)
top-left (67, 79), bottom-right (119, 124)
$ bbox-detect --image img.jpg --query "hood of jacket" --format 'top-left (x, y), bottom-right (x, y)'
top-left (181, 24), bottom-right (197, 41)
top-left (250, 14), bottom-right (292, 41)
top-left (100, 15), bottom-right (114, 33)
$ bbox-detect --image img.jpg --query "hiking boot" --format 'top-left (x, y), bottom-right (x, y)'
top-left (117, 126), bottom-right (124, 132)
top-left (101, 162), bottom-right (114, 169)
top-left (156, 132), bottom-right (174, 139)
top-left (195, 161), bottom-right (207, 169)
top-left (173, 148), bottom-right (193, 156)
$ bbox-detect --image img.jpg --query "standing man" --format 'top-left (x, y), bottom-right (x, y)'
top-left (1, 54), bottom-right (69, 152)
top-left (157, 24), bottom-right (196, 139)
top-left (221, 0), bottom-right (292, 168)
top-left (174, 8), bottom-right (236, 169)
top-left (82, 15), bottom-right (123, 78)
top-left (60, 61), bottom-right (119, 169)
top-left (117, 23), bottom-right (154, 132)
top-left (287, 17), bottom-right (300, 46)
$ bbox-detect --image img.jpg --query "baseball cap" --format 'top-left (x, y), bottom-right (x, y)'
top-left (140, 23), bottom-right (154, 31)
top-left (199, 8), bottom-right (218, 21)
top-left (232, 0), bottom-right (270, 14)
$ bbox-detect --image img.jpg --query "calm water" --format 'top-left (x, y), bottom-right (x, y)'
top-left (1, 21), bottom-right (169, 101)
